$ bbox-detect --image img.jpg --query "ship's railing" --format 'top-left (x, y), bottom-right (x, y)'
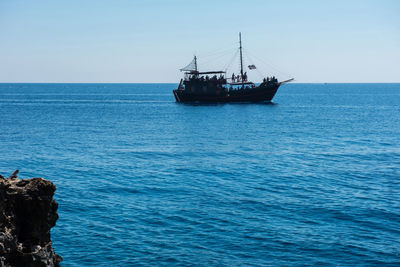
top-left (184, 74), bottom-right (227, 83)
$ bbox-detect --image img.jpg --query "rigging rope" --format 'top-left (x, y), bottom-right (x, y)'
top-left (223, 49), bottom-right (239, 72)
top-left (244, 48), bottom-right (293, 79)
top-left (244, 52), bottom-right (267, 80)
top-left (181, 41), bottom-right (293, 81)
top-left (199, 45), bottom-right (237, 58)
top-left (199, 49), bottom-right (236, 70)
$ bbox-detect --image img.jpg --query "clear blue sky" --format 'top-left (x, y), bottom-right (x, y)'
top-left (0, 0), bottom-right (399, 83)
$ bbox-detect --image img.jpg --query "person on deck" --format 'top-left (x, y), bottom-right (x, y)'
top-left (231, 73), bottom-right (235, 82)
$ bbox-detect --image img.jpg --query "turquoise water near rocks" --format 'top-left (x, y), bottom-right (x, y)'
top-left (0, 83), bottom-right (399, 266)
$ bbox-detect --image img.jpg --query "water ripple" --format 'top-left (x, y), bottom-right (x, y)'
top-left (1, 83), bottom-right (400, 266)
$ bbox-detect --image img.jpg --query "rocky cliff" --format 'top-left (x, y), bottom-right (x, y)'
top-left (0, 170), bottom-right (62, 267)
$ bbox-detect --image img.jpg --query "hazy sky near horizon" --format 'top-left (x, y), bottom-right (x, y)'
top-left (0, 0), bottom-right (399, 83)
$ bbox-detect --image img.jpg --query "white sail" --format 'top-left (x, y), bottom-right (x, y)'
top-left (180, 57), bottom-right (197, 72)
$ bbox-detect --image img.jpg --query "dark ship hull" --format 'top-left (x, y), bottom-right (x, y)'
top-left (173, 83), bottom-right (280, 103)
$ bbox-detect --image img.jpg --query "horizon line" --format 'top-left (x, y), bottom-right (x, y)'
top-left (1, 82), bottom-right (400, 84)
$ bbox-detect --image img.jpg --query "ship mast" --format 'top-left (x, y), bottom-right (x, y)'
top-left (239, 32), bottom-right (244, 82)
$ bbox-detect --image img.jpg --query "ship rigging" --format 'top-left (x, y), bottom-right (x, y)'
top-left (173, 33), bottom-right (293, 103)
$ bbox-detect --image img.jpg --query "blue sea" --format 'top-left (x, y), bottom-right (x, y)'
top-left (0, 83), bottom-right (399, 266)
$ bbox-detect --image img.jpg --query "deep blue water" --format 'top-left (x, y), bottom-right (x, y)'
top-left (0, 83), bottom-right (399, 266)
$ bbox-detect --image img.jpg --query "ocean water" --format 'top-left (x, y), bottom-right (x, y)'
top-left (0, 83), bottom-right (399, 266)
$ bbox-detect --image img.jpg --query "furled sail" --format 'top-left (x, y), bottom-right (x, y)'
top-left (180, 57), bottom-right (197, 72)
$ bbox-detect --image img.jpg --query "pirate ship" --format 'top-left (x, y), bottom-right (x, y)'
top-left (173, 33), bottom-right (293, 103)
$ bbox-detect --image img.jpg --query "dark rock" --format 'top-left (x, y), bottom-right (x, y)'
top-left (0, 171), bottom-right (62, 267)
